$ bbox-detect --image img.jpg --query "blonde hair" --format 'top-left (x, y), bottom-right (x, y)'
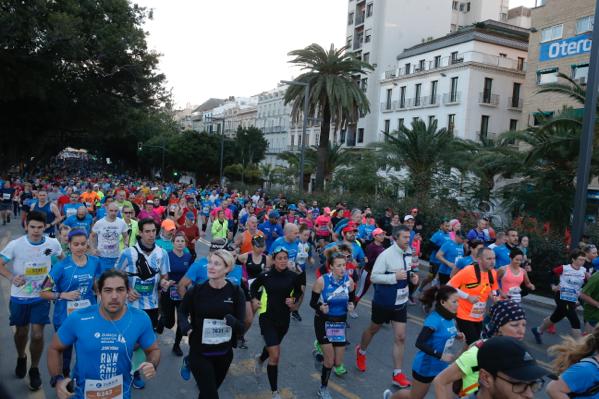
top-left (548, 326), bottom-right (599, 374)
top-left (211, 250), bottom-right (234, 270)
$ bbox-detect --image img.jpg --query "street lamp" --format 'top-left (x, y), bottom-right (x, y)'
top-left (571, 3), bottom-right (599, 246)
top-left (281, 79), bottom-right (310, 194)
top-left (205, 115), bottom-right (226, 186)
top-left (137, 137), bottom-right (167, 178)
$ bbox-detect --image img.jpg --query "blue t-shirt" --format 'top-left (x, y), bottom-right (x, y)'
top-left (63, 203), bottom-right (85, 219)
top-left (466, 228), bottom-right (485, 242)
top-left (438, 240), bottom-right (465, 276)
top-left (456, 255), bottom-right (474, 270)
top-left (201, 200), bottom-right (212, 217)
top-left (429, 230), bottom-right (450, 266)
top-left (561, 359), bottom-right (599, 398)
top-left (258, 221), bottom-right (284, 253)
top-left (493, 245), bottom-right (511, 268)
top-left (57, 305), bottom-right (156, 399)
top-left (184, 257), bottom-right (243, 286)
top-left (48, 256), bottom-right (101, 327)
top-left (167, 251), bottom-right (192, 283)
top-left (270, 237), bottom-right (299, 261)
top-left (412, 310), bottom-right (458, 377)
top-left (63, 214), bottom-right (94, 235)
top-left (357, 224), bottom-right (376, 241)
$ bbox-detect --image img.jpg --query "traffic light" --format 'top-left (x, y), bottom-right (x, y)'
top-left (137, 142), bottom-right (143, 151)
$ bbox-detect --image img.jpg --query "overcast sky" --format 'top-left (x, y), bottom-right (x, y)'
top-left (136, 0), bottom-right (538, 108)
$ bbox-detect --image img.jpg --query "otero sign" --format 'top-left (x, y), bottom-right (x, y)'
top-left (539, 33), bottom-right (592, 61)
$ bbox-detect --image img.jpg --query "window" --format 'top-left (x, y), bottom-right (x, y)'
top-left (459, 3), bottom-right (465, 11)
top-left (452, 1), bottom-right (458, 10)
top-left (365, 32), bottom-right (372, 43)
top-left (450, 77), bottom-right (459, 102)
top-left (509, 119), bottom-right (518, 131)
top-left (537, 68), bottom-right (559, 85)
top-left (399, 86), bottom-right (406, 108)
top-left (451, 51), bottom-right (460, 64)
top-left (540, 24), bottom-right (563, 43)
top-left (430, 80), bottom-right (438, 104)
top-left (386, 88), bottom-right (393, 110)
top-left (500, 13), bottom-right (507, 21)
top-left (418, 59), bottom-right (425, 71)
top-left (577, 16), bottom-right (594, 33)
top-left (480, 115), bottom-right (490, 139)
top-left (405, 63), bottom-right (411, 75)
top-left (366, 3), bottom-right (373, 17)
top-left (428, 115), bottom-right (436, 126)
top-left (499, 53), bottom-right (507, 58)
top-left (291, 135), bottom-right (295, 146)
top-left (483, 77), bottom-right (493, 103)
top-left (340, 129), bottom-right (346, 144)
top-left (466, 2), bottom-right (471, 12)
top-left (447, 114), bottom-right (455, 134)
top-left (511, 83), bottom-right (521, 108)
top-left (434, 55), bottom-right (441, 68)
top-left (346, 36), bottom-right (352, 47)
top-left (414, 83), bottom-right (422, 106)
top-left (573, 64), bottom-right (589, 83)
top-left (356, 128), bottom-right (363, 143)
top-left (517, 57), bottom-right (525, 71)
top-left (363, 52), bottom-right (370, 64)
top-left (384, 120), bottom-right (390, 135)
top-left (361, 77), bottom-right (368, 92)
top-left (412, 117), bottom-right (419, 124)
top-left (348, 12), bottom-right (354, 25)
top-left (398, 118), bottom-right (404, 130)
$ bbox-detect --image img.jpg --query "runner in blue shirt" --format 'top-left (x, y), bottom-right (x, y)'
top-left (62, 206), bottom-right (93, 235)
top-left (258, 211), bottom-right (284, 253)
top-left (270, 224), bottom-right (300, 262)
top-left (47, 269), bottom-right (160, 399)
top-left (418, 220), bottom-right (450, 293)
top-left (436, 231), bottom-right (466, 285)
top-left (455, 239), bottom-right (485, 273)
top-left (325, 223), bottom-right (366, 267)
top-left (493, 228), bottom-right (519, 269)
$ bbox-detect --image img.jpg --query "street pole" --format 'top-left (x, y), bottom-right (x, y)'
top-left (299, 83), bottom-right (309, 194)
top-left (571, 2), bottom-right (599, 246)
top-left (219, 119), bottom-right (225, 186)
top-left (161, 136), bottom-right (166, 179)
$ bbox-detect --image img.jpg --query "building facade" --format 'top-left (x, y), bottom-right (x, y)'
top-left (378, 20), bottom-right (528, 142)
top-left (256, 85), bottom-right (292, 167)
top-left (345, 0), bottom-right (512, 146)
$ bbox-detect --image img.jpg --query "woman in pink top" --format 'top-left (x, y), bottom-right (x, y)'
top-left (448, 219), bottom-right (461, 241)
top-left (497, 247), bottom-right (535, 303)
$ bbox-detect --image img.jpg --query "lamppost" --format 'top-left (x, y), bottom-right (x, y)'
top-left (571, 4), bottom-right (599, 246)
top-left (281, 79), bottom-right (310, 194)
top-left (137, 137), bottom-right (167, 178)
top-left (205, 115), bottom-right (226, 186)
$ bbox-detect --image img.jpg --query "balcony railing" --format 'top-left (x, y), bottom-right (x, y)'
top-left (479, 92), bottom-right (499, 106)
top-left (381, 101), bottom-right (398, 112)
top-left (477, 131), bottom-right (498, 141)
top-left (381, 51), bottom-right (528, 80)
top-left (355, 13), bottom-right (365, 25)
top-left (406, 97), bottom-right (423, 108)
top-left (421, 95), bottom-right (441, 107)
top-left (508, 97), bottom-right (523, 110)
top-left (443, 92), bottom-right (461, 105)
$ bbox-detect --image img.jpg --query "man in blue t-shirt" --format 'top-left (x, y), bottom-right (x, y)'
top-left (493, 228), bottom-right (519, 269)
top-left (258, 211), bottom-right (283, 253)
top-left (436, 231), bottom-right (466, 285)
top-left (270, 223), bottom-right (300, 262)
top-left (62, 206), bottom-right (93, 235)
top-left (47, 270), bottom-right (160, 399)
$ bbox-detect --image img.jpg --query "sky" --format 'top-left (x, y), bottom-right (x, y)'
top-left (136, 0), bottom-right (538, 109)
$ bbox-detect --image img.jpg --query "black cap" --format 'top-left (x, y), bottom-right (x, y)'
top-left (478, 337), bottom-right (548, 381)
top-left (252, 235), bottom-right (265, 248)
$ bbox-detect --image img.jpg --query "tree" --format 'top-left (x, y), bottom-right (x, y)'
top-left (332, 149), bottom-right (384, 194)
top-left (377, 119), bottom-right (463, 206)
top-left (284, 43), bottom-right (373, 191)
top-left (235, 126), bottom-right (268, 167)
top-left (303, 143), bottom-right (349, 187)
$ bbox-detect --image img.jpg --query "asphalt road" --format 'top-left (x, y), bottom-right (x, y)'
top-left (0, 220), bottom-right (564, 399)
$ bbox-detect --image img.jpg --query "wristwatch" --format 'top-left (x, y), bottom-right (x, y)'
top-left (50, 374), bottom-right (65, 386)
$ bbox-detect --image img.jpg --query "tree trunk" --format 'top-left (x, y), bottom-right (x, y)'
top-left (315, 105), bottom-right (331, 192)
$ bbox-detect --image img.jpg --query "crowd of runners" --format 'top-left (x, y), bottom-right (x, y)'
top-left (0, 174), bottom-right (599, 399)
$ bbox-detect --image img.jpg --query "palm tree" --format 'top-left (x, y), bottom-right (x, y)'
top-left (276, 150), bottom-right (315, 189)
top-left (377, 119), bottom-right (463, 206)
top-left (259, 163), bottom-right (275, 190)
top-left (303, 142), bottom-right (349, 186)
top-left (284, 43), bottom-right (373, 191)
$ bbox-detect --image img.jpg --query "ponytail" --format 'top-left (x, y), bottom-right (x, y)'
top-left (549, 326), bottom-right (599, 374)
top-left (420, 285), bottom-right (457, 308)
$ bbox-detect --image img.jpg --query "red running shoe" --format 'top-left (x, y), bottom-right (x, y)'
top-left (355, 345), bottom-right (366, 372)
top-left (547, 324), bottom-right (557, 334)
top-left (392, 372), bottom-right (412, 388)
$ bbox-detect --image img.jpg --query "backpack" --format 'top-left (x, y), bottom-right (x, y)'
top-left (569, 356), bottom-right (599, 398)
top-left (464, 263), bottom-right (494, 289)
top-left (128, 246), bottom-right (159, 281)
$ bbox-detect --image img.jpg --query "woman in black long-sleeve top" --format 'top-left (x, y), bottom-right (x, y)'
top-left (179, 249), bottom-right (246, 399)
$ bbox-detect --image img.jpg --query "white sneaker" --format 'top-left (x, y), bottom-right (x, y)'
top-left (254, 354), bottom-right (265, 376)
top-left (383, 389), bottom-right (393, 399)
top-left (318, 386), bottom-right (333, 399)
top-left (349, 310), bottom-right (359, 319)
top-left (272, 391), bottom-right (282, 399)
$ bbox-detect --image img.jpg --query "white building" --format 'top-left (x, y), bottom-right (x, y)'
top-left (256, 85), bottom-right (292, 167)
top-left (345, 0), bottom-right (523, 146)
top-left (378, 20), bottom-right (528, 142)
top-left (190, 98), bottom-right (226, 132)
top-left (204, 96), bottom-right (258, 138)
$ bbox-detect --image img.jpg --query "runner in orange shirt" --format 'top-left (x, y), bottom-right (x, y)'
top-left (79, 186), bottom-right (100, 214)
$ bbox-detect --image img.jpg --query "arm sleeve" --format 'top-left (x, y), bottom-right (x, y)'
top-left (561, 362), bottom-right (598, 394)
top-left (292, 274), bottom-right (303, 301)
top-left (415, 327), bottom-right (442, 359)
top-left (309, 290), bottom-right (321, 311)
top-left (370, 252), bottom-right (397, 285)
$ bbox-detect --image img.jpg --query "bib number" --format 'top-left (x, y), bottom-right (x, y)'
top-left (22, 263), bottom-right (49, 295)
top-left (395, 287), bottom-right (409, 306)
top-left (469, 301), bottom-right (486, 319)
top-left (67, 299), bottom-right (91, 316)
top-left (560, 287), bottom-right (578, 302)
top-left (169, 285), bottom-right (181, 301)
top-left (84, 375), bottom-right (123, 399)
top-left (201, 319), bottom-right (232, 345)
top-left (508, 287), bottom-right (522, 303)
top-left (134, 280), bottom-right (154, 296)
top-left (325, 321), bottom-right (346, 343)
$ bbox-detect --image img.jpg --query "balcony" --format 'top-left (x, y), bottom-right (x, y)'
top-left (355, 13), bottom-right (365, 26)
top-left (421, 95), bottom-right (441, 108)
top-left (507, 97), bottom-right (523, 111)
top-left (477, 131), bottom-right (498, 141)
top-left (406, 97), bottom-right (423, 109)
top-left (353, 39), bottom-right (363, 50)
top-left (479, 92), bottom-right (499, 107)
top-left (443, 92), bottom-right (461, 105)
top-left (381, 101), bottom-right (398, 112)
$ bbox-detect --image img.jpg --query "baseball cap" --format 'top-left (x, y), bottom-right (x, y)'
top-left (477, 336), bottom-right (548, 381)
top-left (161, 219), bottom-right (176, 231)
top-left (323, 207), bottom-right (331, 215)
top-left (403, 215), bottom-right (415, 222)
top-left (342, 222), bottom-right (358, 233)
top-left (146, 199), bottom-right (154, 205)
top-left (372, 228), bottom-right (385, 236)
top-left (288, 204), bottom-right (297, 211)
top-left (251, 235), bottom-right (266, 248)
top-left (185, 211), bottom-right (195, 220)
top-left (269, 210), bottom-right (280, 219)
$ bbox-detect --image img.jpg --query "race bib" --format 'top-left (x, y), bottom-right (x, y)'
top-left (67, 299), bottom-right (91, 315)
top-left (560, 287), bottom-right (578, 302)
top-left (134, 279), bottom-right (155, 296)
top-left (469, 301), bottom-right (486, 319)
top-left (395, 287), bottom-right (409, 306)
top-left (2, 193), bottom-right (10, 200)
top-left (169, 285), bottom-right (181, 301)
top-left (325, 321), bottom-right (346, 343)
top-left (201, 318), bottom-right (232, 345)
top-left (22, 263), bottom-right (49, 295)
top-left (84, 374), bottom-right (123, 399)
top-left (508, 287), bottom-right (522, 303)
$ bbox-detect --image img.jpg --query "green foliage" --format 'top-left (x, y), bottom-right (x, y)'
top-left (235, 126), bottom-right (268, 167)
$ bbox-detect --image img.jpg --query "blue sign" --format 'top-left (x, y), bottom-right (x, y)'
top-left (539, 33), bottom-right (592, 61)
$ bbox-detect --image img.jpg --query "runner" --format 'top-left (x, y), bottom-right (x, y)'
top-left (436, 230), bottom-right (467, 285)
top-left (354, 227), bottom-right (386, 307)
top-left (0, 181), bottom-right (15, 225)
top-left (156, 219), bottom-right (177, 251)
top-left (466, 218), bottom-right (488, 243)
top-left (79, 185), bottom-right (100, 215)
top-left (40, 230), bottom-right (101, 381)
top-left (138, 199), bottom-right (161, 225)
top-left (493, 228), bottom-right (519, 269)
top-left (31, 189), bottom-right (62, 237)
top-left (292, 224), bottom-right (314, 321)
top-left (419, 219), bottom-right (450, 293)
top-left (62, 206), bottom-right (93, 236)
top-left (211, 209), bottom-right (231, 240)
top-left (178, 211), bottom-right (200, 260)
top-left (259, 211), bottom-right (284, 254)
top-left (120, 205), bottom-right (139, 249)
top-left (531, 250), bottom-right (589, 343)
top-left (355, 225), bottom-right (419, 388)
top-left (0, 210), bottom-right (63, 391)
top-left (47, 269), bottom-right (160, 399)
top-left (251, 247), bottom-right (303, 399)
top-left (178, 249), bottom-right (246, 399)
top-left (448, 247), bottom-right (499, 344)
top-left (237, 216), bottom-right (264, 255)
top-left (311, 250), bottom-right (355, 399)
top-left (497, 248), bottom-right (535, 303)
top-left (454, 240), bottom-right (484, 275)
top-left (91, 202), bottom-right (129, 273)
top-left (115, 218), bottom-right (170, 389)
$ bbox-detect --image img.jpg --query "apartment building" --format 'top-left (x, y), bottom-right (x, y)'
top-left (378, 20), bottom-right (529, 141)
top-left (256, 85), bottom-right (292, 167)
top-left (345, 0), bottom-right (512, 146)
top-left (189, 98), bottom-right (226, 132)
top-left (522, 0), bottom-right (594, 127)
top-left (204, 96), bottom-right (258, 138)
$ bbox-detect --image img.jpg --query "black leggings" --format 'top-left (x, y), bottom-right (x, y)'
top-left (550, 298), bottom-right (581, 329)
top-left (160, 291), bottom-right (183, 344)
top-left (188, 350), bottom-right (233, 399)
top-left (457, 318), bottom-right (483, 345)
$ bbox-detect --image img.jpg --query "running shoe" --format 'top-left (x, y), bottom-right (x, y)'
top-left (132, 371), bottom-right (145, 389)
top-left (349, 310), bottom-right (359, 319)
top-left (291, 311), bottom-right (302, 322)
top-left (28, 367), bottom-right (42, 391)
top-left (314, 340), bottom-right (323, 355)
top-left (546, 324), bottom-right (557, 334)
top-left (531, 327), bottom-right (543, 345)
top-left (254, 353), bottom-right (265, 376)
top-left (392, 372), bottom-right (411, 388)
top-left (317, 386), bottom-right (333, 399)
top-left (238, 337), bottom-right (248, 349)
top-left (155, 319), bottom-right (165, 335)
top-left (272, 391), bottom-right (282, 399)
top-left (355, 345), bottom-right (366, 372)
top-left (15, 356), bottom-right (27, 379)
top-left (334, 364), bottom-right (347, 376)
top-left (383, 389), bottom-right (393, 399)
top-left (180, 356), bottom-right (191, 381)
top-left (172, 343), bottom-right (183, 357)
